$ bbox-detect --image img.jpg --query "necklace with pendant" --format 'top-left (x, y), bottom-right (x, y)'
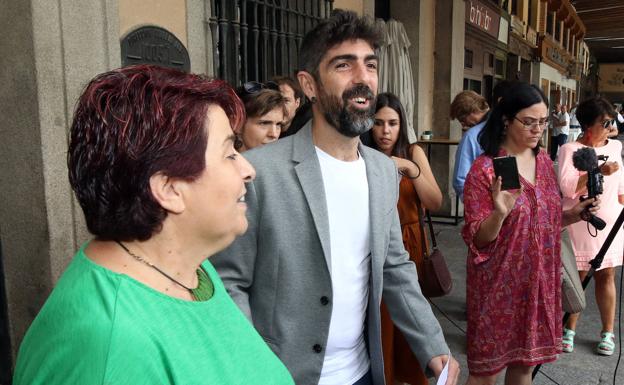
top-left (116, 241), bottom-right (196, 292)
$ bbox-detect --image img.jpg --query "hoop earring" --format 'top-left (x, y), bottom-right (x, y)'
top-left (310, 96), bottom-right (317, 103)
top-left (234, 135), bottom-right (244, 150)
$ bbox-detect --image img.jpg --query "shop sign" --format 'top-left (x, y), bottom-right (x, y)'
top-left (498, 17), bottom-right (509, 44)
top-left (466, 0), bottom-right (500, 39)
top-left (510, 15), bottom-right (525, 38)
top-left (121, 26), bottom-right (190, 72)
top-left (509, 34), bottom-right (533, 61)
top-left (599, 64), bottom-right (624, 92)
top-left (546, 46), bottom-right (567, 68)
top-left (539, 36), bottom-right (569, 72)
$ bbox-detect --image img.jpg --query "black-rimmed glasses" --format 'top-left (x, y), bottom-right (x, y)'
top-left (242, 80), bottom-right (280, 95)
top-left (514, 117), bottom-right (548, 130)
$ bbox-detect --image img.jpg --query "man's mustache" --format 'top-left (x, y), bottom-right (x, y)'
top-left (342, 84), bottom-right (374, 101)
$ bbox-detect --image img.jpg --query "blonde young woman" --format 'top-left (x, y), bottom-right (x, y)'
top-left (368, 92), bottom-right (442, 385)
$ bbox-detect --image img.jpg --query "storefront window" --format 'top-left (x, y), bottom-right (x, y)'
top-left (546, 12), bottom-right (553, 36)
top-left (495, 59), bottom-right (505, 77)
top-left (465, 49), bottom-right (474, 69)
top-left (464, 78), bottom-right (482, 94)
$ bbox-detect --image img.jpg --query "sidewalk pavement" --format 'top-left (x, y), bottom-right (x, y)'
top-left (427, 221), bottom-right (624, 385)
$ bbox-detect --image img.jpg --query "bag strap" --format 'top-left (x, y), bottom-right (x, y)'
top-left (425, 210), bottom-right (438, 249)
top-left (416, 205), bottom-right (429, 259)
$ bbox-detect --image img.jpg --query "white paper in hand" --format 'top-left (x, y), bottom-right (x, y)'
top-left (435, 354), bottom-right (450, 385)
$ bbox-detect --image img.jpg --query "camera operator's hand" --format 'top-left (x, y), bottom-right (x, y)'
top-left (599, 161), bottom-right (619, 176)
top-left (562, 197), bottom-right (601, 227)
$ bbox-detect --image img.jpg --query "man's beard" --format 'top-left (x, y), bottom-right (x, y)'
top-left (317, 83), bottom-right (375, 138)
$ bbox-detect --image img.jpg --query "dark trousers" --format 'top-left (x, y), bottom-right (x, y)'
top-left (550, 134), bottom-right (568, 161)
top-left (353, 370), bottom-right (373, 385)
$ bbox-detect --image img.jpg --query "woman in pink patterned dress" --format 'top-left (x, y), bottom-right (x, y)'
top-left (462, 83), bottom-right (597, 385)
top-left (558, 97), bottom-right (624, 356)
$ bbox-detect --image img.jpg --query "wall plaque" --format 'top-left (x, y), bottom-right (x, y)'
top-left (121, 26), bottom-right (190, 72)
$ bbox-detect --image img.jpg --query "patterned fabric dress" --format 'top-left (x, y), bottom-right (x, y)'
top-left (462, 149), bottom-right (562, 376)
top-left (381, 176), bottom-right (428, 385)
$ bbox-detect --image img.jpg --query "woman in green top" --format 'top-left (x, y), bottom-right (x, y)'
top-left (14, 65), bottom-right (294, 385)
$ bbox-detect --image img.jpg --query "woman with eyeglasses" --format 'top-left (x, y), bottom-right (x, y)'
top-left (367, 92), bottom-right (442, 385)
top-left (558, 97), bottom-right (624, 357)
top-left (235, 81), bottom-right (287, 151)
top-left (13, 66), bottom-right (294, 385)
top-left (462, 82), bottom-right (598, 385)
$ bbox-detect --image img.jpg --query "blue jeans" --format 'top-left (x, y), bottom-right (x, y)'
top-left (353, 370), bottom-right (373, 385)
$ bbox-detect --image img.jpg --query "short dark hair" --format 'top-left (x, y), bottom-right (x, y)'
top-left (272, 76), bottom-right (304, 102)
top-left (575, 97), bottom-right (616, 131)
top-left (236, 88), bottom-right (287, 119)
top-left (68, 65), bottom-right (244, 241)
top-left (479, 82), bottom-right (548, 156)
top-left (298, 9), bottom-right (382, 76)
top-left (368, 92), bottom-right (411, 158)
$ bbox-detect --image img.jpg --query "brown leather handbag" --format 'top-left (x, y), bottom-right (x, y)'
top-left (418, 210), bottom-right (453, 297)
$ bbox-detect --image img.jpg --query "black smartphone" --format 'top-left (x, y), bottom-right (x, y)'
top-left (492, 156), bottom-right (521, 190)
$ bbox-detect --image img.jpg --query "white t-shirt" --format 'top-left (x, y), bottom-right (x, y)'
top-left (558, 111), bottom-right (570, 135)
top-left (316, 147), bottom-right (371, 385)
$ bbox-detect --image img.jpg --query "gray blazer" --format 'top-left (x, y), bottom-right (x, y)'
top-left (212, 123), bottom-right (448, 385)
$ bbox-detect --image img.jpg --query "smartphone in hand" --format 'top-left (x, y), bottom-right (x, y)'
top-left (493, 156), bottom-right (521, 190)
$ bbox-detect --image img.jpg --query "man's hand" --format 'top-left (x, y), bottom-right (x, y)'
top-left (428, 354), bottom-right (459, 385)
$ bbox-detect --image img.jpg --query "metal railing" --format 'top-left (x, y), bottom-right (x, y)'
top-left (208, 0), bottom-right (334, 86)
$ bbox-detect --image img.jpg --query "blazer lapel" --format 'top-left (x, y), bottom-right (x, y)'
top-left (360, 145), bottom-right (384, 297)
top-left (293, 123), bottom-right (332, 272)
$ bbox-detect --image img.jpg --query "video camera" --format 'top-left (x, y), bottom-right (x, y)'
top-left (572, 147), bottom-right (607, 230)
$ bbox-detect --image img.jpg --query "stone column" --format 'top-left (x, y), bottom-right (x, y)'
top-left (0, 0), bottom-right (120, 360)
top-left (391, 0), bottom-right (465, 216)
top-left (435, 0), bottom-right (465, 215)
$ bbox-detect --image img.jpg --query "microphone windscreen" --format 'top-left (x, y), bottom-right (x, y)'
top-left (572, 147), bottom-right (598, 171)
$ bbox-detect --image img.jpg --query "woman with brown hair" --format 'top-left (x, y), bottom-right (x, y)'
top-left (367, 92), bottom-right (442, 384)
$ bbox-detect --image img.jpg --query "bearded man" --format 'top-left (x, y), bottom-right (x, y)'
top-left (212, 9), bottom-right (459, 385)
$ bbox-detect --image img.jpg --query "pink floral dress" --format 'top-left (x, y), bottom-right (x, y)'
top-left (462, 149), bottom-right (562, 376)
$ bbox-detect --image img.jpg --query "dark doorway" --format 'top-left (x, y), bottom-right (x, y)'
top-left (375, 0), bottom-right (390, 20)
top-left (483, 75), bottom-right (494, 106)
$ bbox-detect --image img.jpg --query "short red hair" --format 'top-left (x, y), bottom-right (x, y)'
top-left (68, 65), bottom-right (244, 241)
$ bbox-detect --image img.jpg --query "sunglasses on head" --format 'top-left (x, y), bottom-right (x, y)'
top-left (242, 81), bottom-right (280, 95)
top-left (602, 119), bottom-right (616, 129)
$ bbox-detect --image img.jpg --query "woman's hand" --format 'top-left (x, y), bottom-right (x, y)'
top-left (391, 156), bottom-right (419, 178)
top-left (599, 161), bottom-right (619, 176)
top-left (473, 176), bottom-right (521, 248)
top-left (562, 197), bottom-right (600, 227)
top-left (491, 176), bottom-right (521, 218)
